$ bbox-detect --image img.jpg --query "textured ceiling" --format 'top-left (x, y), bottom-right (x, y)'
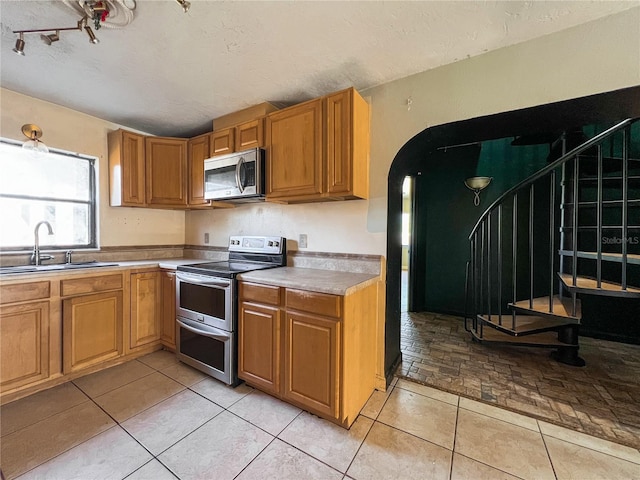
top-left (1, 1), bottom-right (636, 137)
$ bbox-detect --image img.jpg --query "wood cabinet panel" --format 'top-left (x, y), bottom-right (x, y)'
top-left (0, 281), bottom-right (50, 304)
top-left (145, 137), bottom-right (188, 206)
top-left (283, 311), bottom-right (339, 419)
top-left (235, 118), bottom-right (264, 151)
top-left (286, 289), bottom-right (341, 318)
top-left (326, 89), bottom-right (352, 195)
top-left (61, 274), bottom-right (123, 297)
top-left (160, 270), bottom-right (176, 349)
top-left (239, 282), bottom-right (281, 306)
top-left (63, 291), bottom-right (123, 373)
top-left (210, 128), bottom-right (235, 157)
top-left (238, 301), bottom-right (280, 394)
top-left (108, 129), bottom-right (146, 207)
top-left (188, 133), bottom-right (211, 206)
top-left (0, 301), bottom-right (49, 391)
top-left (130, 272), bottom-right (161, 349)
top-left (266, 99), bottom-right (323, 199)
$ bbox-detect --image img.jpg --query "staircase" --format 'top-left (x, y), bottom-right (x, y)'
top-left (465, 118), bottom-right (640, 366)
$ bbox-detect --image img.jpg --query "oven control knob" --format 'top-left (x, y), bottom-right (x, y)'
top-left (273, 241), bottom-right (279, 247)
top-left (268, 241), bottom-right (273, 246)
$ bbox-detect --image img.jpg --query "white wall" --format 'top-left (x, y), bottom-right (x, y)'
top-left (0, 89), bottom-right (185, 247)
top-left (186, 8), bottom-right (640, 255)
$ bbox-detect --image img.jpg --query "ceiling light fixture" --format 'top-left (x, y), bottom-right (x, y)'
top-left (40, 30), bottom-right (60, 45)
top-left (176, 0), bottom-right (191, 13)
top-left (464, 177), bottom-right (492, 206)
top-left (21, 124), bottom-right (50, 155)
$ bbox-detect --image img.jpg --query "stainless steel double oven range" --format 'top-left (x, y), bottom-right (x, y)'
top-left (175, 236), bottom-right (285, 386)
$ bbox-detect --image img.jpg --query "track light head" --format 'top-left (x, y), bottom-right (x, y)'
top-left (176, 0), bottom-right (190, 13)
top-left (13, 34), bottom-right (25, 56)
top-left (84, 26), bottom-right (99, 44)
top-left (40, 31), bottom-right (60, 45)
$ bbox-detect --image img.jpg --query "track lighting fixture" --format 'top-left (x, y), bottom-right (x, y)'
top-left (176, 0), bottom-right (191, 13)
top-left (21, 124), bottom-right (49, 155)
top-left (40, 31), bottom-right (60, 45)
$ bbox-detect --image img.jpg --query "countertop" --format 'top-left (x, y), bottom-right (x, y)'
top-left (237, 266), bottom-right (379, 295)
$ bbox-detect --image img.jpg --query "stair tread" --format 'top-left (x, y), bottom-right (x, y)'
top-left (510, 295), bottom-right (581, 320)
top-left (478, 314), bottom-right (578, 335)
top-left (558, 273), bottom-right (640, 294)
top-left (471, 328), bottom-right (576, 348)
top-left (559, 250), bottom-right (640, 265)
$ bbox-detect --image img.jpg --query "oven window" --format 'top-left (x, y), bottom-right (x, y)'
top-left (179, 327), bottom-right (226, 373)
top-left (180, 282), bottom-right (226, 319)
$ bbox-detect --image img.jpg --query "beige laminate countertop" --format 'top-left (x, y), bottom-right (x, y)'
top-left (237, 267), bottom-right (379, 296)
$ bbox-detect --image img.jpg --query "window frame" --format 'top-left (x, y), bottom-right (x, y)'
top-left (0, 139), bottom-right (98, 252)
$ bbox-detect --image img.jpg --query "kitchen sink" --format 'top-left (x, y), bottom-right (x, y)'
top-left (0, 261), bottom-right (119, 275)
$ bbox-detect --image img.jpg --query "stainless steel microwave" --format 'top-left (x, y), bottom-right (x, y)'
top-left (204, 147), bottom-right (265, 201)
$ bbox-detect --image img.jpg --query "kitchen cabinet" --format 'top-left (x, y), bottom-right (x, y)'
top-left (265, 87), bottom-right (369, 203)
top-left (160, 270), bottom-right (176, 350)
top-left (210, 128), bottom-right (235, 157)
top-left (187, 133), bottom-right (211, 207)
top-left (129, 271), bottom-right (162, 350)
top-left (237, 280), bottom-right (377, 427)
top-left (0, 280), bottom-right (53, 392)
top-left (108, 129), bottom-right (146, 207)
top-left (145, 136), bottom-right (188, 207)
top-left (235, 118), bottom-right (264, 151)
top-left (62, 274), bottom-right (124, 374)
top-left (238, 282), bottom-right (281, 395)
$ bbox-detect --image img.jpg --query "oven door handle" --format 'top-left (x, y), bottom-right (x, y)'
top-left (176, 272), bottom-right (230, 288)
top-left (177, 318), bottom-right (231, 341)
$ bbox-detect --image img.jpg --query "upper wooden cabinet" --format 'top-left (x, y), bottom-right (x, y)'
top-left (210, 128), bottom-right (235, 157)
top-left (108, 130), bottom-right (146, 207)
top-left (145, 137), bottom-right (188, 207)
top-left (188, 133), bottom-right (211, 207)
top-left (266, 87), bottom-right (370, 203)
top-left (235, 118), bottom-right (264, 151)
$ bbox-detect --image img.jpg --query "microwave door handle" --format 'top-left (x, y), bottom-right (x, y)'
top-left (177, 318), bottom-right (230, 341)
top-left (235, 156), bottom-right (245, 193)
top-left (176, 272), bottom-right (230, 288)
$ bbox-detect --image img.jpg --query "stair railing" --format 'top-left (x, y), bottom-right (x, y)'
top-left (465, 117), bottom-right (638, 336)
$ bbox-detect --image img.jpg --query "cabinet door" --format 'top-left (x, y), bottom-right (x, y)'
top-left (239, 301), bottom-right (281, 394)
top-left (63, 291), bottom-right (123, 374)
top-left (0, 301), bottom-right (50, 391)
top-left (187, 134), bottom-right (211, 206)
top-left (210, 128), bottom-right (235, 157)
top-left (160, 270), bottom-right (176, 349)
top-left (235, 118), bottom-right (263, 151)
top-left (130, 272), bottom-right (162, 349)
top-left (145, 137), bottom-right (188, 206)
top-left (108, 130), bottom-right (146, 206)
top-left (283, 311), bottom-right (339, 419)
top-left (325, 89), bottom-right (352, 195)
top-left (266, 99), bottom-right (323, 200)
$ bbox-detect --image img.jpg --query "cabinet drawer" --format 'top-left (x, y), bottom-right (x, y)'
top-left (61, 274), bottom-right (123, 297)
top-left (285, 289), bottom-right (341, 319)
top-left (0, 281), bottom-right (50, 304)
top-left (239, 282), bottom-right (281, 306)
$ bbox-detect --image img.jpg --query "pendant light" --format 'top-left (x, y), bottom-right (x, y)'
top-left (21, 124), bottom-right (49, 154)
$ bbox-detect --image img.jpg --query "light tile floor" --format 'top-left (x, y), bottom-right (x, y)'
top-left (2, 350), bottom-right (640, 480)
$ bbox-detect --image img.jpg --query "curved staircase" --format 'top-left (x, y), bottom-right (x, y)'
top-left (465, 118), bottom-right (640, 366)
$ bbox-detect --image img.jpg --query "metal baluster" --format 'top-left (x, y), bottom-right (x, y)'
top-left (596, 144), bottom-right (603, 288)
top-left (549, 171), bottom-right (555, 313)
top-left (512, 194), bottom-right (518, 330)
top-left (480, 220), bottom-right (485, 337)
top-left (487, 212), bottom-right (492, 322)
top-left (572, 156), bottom-right (579, 287)
top-left (559, 161), bottom-right (567, 295)
top-left (622, 127), bottom-right (629, 290)
top-left (529, 184), bottom-right (534, 309)
top-left (498, 204), bottom-right (503, 326)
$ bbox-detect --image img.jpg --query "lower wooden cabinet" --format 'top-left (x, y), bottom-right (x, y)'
top-left (160, 270), bottom-right (176, 349)
top-left (0, 301), bottom-right (50, 391)
top-left (63, 290), bottom-right (123, 374)
top-left (238, 281), bottom-right (376, 427)
top-left (130, 271), bottom-right (162, 350)
top-left (283, 311), bottom-right (339, 419)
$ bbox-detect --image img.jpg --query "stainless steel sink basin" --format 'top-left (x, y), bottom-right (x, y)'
top-left (0, 262), bottom-right (119, 275)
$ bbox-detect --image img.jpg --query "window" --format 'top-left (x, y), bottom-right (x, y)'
top-left (0, 141), bottom-right (97, 251)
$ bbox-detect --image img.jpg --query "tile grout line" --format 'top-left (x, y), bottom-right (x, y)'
top-left (538, 420), bottom-right (560, 480)
top-left (448, 396), bottom-right (461, 480)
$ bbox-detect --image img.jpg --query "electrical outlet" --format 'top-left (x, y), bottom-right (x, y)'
top-left (204, 233), bottom-right (209, 244)
top-left (299, 234), bottom-right (308, 248)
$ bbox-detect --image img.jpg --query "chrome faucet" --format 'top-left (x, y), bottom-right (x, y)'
top-left (30, 221), bottom-right (55, 265)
